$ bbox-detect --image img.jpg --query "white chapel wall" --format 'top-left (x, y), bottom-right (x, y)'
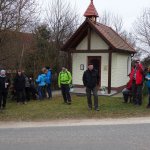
top-left (72, 53), bottom-right (108, 86)
top-left (91, 30), bottom-right (109, 50)
top-left (111, 53), bottom-right (130, 87)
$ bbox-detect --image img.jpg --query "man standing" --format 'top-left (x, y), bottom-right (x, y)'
top-left (82, 63), bottom-right (100, 111)
top-left (58, 67), bottom-right (72, 105)
top-left (0, 70), bottom-right (10, 109)
top-left (129, 59), bottom-right (144, 105)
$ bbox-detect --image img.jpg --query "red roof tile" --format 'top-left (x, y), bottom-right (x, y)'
top-left (84, 0), bottom-right (99, 17)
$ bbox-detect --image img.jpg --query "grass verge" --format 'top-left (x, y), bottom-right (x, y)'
top-left (0, 95), bottom-right (150, 121)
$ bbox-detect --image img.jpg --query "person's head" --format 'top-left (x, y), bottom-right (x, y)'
top-left (0, 70), bottom-right (6, 77)
top-left (88, 63), bottom-right (94, 71)
top-left (62, 67), bottom-right (67, 72)
top-left (134, 58), bottom-right (140, 67)
top-left (17, 70), bottom-right (22, 76)
top-left (42, 67), bottom-right (47, 74)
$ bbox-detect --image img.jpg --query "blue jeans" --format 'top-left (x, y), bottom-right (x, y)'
top-left (47, 84), bottom-right (52, 98)
top-left (37, 86), bottom-right (45, 100)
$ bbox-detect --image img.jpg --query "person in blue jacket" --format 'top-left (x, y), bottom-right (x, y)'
top-left (45, 67), bottom-right (52, 99)
top-left (145, 67), bottom-right (150, 108)
top-left (36, 69), bottom-right (46, 100)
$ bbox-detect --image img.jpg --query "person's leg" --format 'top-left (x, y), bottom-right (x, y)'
top-left (42, 86), bottom-right (46, 99)
top-left (65, 84), bottom-right (71, 104)
top-left (132, 81), bottom-right (137, 104)
top-left (92, 87), bottom-right (99, 110)
top-left (148, 88), bottom-right (150, 107)
top-left (61, 85), bottom-right (67, 103)
top-left (37, 86), bottom-right (42, 100)
top-left (123, 90), bottom-right (129, 103)
top-left (0, 91), bottom-right (2, 108)
top-left (86, 87), bottom-right (92, 109)
top-left (21, 90), bottom-right (26, 104)
top-left (25, 87), bottom-right (30, 101)
top-left (47, 84), bottom-right (52, 98)
top-left (136, 84), bottom-right (143, 105)
top-left (2, 91), bottom-right (8, 108)
top-left (16, 90), bottom-right (21, 103)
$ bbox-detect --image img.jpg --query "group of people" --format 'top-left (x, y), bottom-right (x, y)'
top-left (0, 67), bottom-right (52, 109)
top-left (0, 66), bottom-right (73, 109)
top-left (0, 59), bottom-right (150, 111)
top-left (122, 59), bottom-right (150, 108)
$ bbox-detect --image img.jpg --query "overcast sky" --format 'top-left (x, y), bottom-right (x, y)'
top-left (39, 0), bottom-right (150, 31)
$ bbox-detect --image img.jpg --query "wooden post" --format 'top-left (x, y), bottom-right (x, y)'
top-left (88, 27), bottom-right (91, 50)
top-left (108, 51), bottom-right (112, 94)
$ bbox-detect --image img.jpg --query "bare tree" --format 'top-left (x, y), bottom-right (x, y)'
top-left (0, 0), bottom-right (39, 32)
top-left (43, 0), bottom-right (80, 71)
top-left (46, 0), bottom-right (79, 47)
top-left (133, 8), bottom-right (150, 54)
top-left (99, 10), bottom-right (136, 48)
top-left (99, 11), bottom-right (124, 34)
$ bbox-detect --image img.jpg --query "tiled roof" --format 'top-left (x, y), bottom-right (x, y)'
top-left (61, 19), bottom-right (135, 53)
top-left (84, 0), bottom-right (99, 17)
top-left (91, 22), bottom-right (135, 52)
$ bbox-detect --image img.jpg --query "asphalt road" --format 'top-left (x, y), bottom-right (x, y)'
top-left (0, 123), bottom-right (150, 150)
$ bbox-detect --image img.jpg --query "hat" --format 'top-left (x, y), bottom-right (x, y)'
top-left (0, 70), bottom-right (6, 75)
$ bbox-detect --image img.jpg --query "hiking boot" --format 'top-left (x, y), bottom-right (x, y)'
top-left (88, 107), bottom-right (92, 110)
top-left (95, 108), bottom-right (100, 111)
top-left (146, 105), bottom-right (150, 108)
top-left (67, 102), bottom-right (71, 105)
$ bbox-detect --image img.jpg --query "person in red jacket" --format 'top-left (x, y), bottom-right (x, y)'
top-left (129, 59), bottom-right (144, 105)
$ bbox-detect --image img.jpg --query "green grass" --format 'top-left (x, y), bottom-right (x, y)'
top-left (0, 95), bottom-right (150, 121)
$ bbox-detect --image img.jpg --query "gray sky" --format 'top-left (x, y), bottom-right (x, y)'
top-left (39, 0), bottom-right (150, 31)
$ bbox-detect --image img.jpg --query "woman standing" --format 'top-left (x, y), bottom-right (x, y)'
top-left (0, 70), bottom-right (10, 109)
top-left (14, 70), bottom-right (26, 104)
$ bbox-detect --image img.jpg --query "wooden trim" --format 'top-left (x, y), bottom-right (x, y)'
top-left (108, 51), bottom-right (112, 94)
top-left (112, 49), bottom-right (136, 54)
top-left (88, 27), bottom-right (91, 50)
top-left (71, 50), bottom-right (109, 53)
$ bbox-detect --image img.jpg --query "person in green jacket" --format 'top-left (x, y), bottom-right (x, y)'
top-left (58, 67), bottom-right (72, 104)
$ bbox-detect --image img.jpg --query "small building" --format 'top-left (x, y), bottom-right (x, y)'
top-left (62, 0), bottom-right (135, 94)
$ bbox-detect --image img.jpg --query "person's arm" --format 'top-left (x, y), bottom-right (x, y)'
top-left (36, 75), bottom-right (41, 83)
top-left (82, 71), bottom-right (87, 87)
top-left (97, 71), bottom-right (100, 86)
top-left (138, 63), bottom-right (144, 74)
top-left (58, 73), bottom-right (61, 88)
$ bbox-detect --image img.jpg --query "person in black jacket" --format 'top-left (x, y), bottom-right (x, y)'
top-left (0, 70), bottom-right (10, 109)
top-left (82, 63), bottom-right (100, 111)
top-left (14, 70), bottom-right (26, 104)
